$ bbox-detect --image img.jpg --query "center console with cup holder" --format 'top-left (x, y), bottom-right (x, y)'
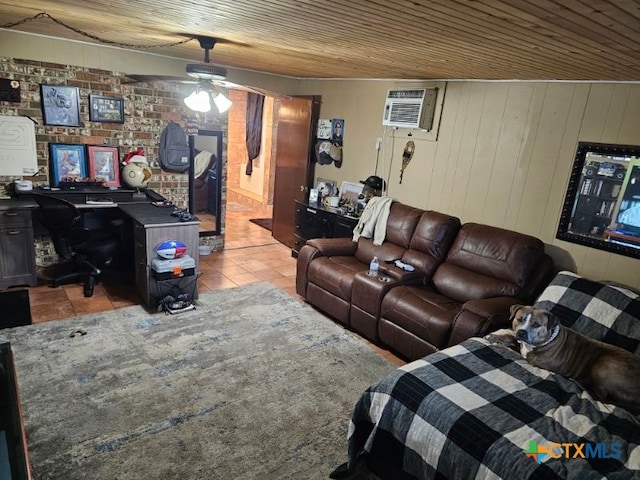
top-left (350, 268), bottom-right (416, 342)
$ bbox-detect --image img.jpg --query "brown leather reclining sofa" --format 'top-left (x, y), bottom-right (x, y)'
top-left (296, 201), bottom-right (555, 360)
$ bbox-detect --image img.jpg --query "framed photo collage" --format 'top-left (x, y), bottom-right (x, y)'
top-left (40, 84), bottom-right (125, 187)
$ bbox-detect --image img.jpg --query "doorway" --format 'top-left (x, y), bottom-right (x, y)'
top-left (225, 92), bottom-right (319, 251)
top-left (226, 91), bottom-right (275, 219)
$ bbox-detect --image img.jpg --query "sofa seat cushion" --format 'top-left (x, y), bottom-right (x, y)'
top-left (433, 263), bottom-right (520, 303)
top-left (380, 285), bottom-right (460, 349)
top-left (307, 255), bottom-right (367, 301)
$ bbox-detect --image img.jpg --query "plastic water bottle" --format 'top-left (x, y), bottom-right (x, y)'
top-left (369, 256), bottom-right (379, 277)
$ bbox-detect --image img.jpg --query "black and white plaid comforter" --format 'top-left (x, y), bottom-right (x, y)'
top-left (347, 338), bottom-right (640, 479)
top-left (534, 271), bottom-right (640, 356)
top-left (347, 271), bottom-right (640, 479)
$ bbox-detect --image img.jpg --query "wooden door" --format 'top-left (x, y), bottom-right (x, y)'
top-left (271, 96), bottom-right (321, 249)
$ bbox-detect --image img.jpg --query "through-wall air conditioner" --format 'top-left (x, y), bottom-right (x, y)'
top-left (382, 88), bottom-right (438, 130)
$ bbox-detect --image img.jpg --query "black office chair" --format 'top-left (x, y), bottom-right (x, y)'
top-left (32, 193), bottom-right (119, 297)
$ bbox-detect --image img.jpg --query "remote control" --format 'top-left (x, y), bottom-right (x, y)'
top-left (394, 260), bottom-right (415, 272)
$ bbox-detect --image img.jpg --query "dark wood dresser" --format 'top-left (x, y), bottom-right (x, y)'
top-left (293, 200), bottom-right (359, 256)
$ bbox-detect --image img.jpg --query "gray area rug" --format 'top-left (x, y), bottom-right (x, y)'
top-left (0, 282), bottom-right (396, 479)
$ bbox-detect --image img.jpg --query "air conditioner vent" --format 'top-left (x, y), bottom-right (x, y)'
top-left (382, 88), bottom-right (438, 130)
top-left (387, 89), bottom-right (426, 100)
top-left (388, 103), bottom-right (422, 124)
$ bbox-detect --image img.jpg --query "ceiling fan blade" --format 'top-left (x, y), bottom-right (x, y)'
top-left (122, 74), bottom-right (197, 84)
top-left (214, 79), bottom-right (290, 99)
top-left (124, 35), bottom-right (290, 99)
top-left (123, 74), bottom-right (289, 99)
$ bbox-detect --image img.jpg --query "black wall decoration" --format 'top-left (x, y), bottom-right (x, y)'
top-left (0, 79), bottom-right (21, 103)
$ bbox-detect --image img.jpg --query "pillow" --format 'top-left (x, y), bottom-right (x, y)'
top-left (534, 271), bottom-right (640, 355)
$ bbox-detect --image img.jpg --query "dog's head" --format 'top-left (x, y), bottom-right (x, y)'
top-left (510, 305), bottom-right (559, 346)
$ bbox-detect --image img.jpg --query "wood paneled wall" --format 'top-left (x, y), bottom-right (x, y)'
top-left (306, 80), bottom-right (640, 289)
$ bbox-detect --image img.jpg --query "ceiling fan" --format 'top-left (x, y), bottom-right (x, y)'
top-left (123, 36), bottom-right (283, 111)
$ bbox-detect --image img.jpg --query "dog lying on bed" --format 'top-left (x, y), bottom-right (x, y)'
top-left (485, 305), bottom-right (640, 414)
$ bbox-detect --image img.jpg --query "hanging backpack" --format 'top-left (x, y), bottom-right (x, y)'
top-left (158, 121), bottom-right (190, 172)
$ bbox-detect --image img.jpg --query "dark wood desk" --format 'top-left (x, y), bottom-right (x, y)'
top-left (15, 186), bottom-right (140, 206)
top-left (1, 191), bottom-right (200, 308)
top-left (0, 201), bottom-right (38, 289)
top-left (0, 188), bottom-right (150, 290)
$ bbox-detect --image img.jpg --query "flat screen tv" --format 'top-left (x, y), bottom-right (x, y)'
top-left (557, 142), bottom-right (640, 259)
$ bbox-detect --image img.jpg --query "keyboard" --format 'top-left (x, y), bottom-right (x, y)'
top-left (86, 198), bottom-right (114, 205)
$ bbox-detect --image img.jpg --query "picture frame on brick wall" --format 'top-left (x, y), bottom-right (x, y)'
top-left (49, 143), bottom-right (87, 186)
top-left (89, 95), bottom-right (125, 123)
top-left (87, 145), bottom-right (120, 187)
top-left (40, 85), bottom-right (81, 127)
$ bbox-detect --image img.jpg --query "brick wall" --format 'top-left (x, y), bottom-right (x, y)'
top-left (0, 57), bottom-right (226, 264)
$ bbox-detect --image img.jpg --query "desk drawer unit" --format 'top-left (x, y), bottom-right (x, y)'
top-left (133, 222), bottom-right (148, 267)
top-left (0, 210), bottom-right (30, 229)
top-left (133, 221), bottom-right (199, 308)
top-left (0, 210), bottom-right (36, 289)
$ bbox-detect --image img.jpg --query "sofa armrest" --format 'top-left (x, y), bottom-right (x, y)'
top-left (519, 253), bottom-right (555, 302)
top-left (296, 244), bottom-right (322, 298)
top-left (306, 237), bottom-right (358, 256)
top-left (296, 239), bottom-right (358, 299)
top-left (446, 296), bottom-right (522, 347)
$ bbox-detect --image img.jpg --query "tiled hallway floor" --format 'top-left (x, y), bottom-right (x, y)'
top-left (20, 205), bottom-right (404, 365)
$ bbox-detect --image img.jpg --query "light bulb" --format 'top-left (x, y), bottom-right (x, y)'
top-left (213, 92), bottom-right (232, 113)
top-left (184, 90), bottom-right (211, 112)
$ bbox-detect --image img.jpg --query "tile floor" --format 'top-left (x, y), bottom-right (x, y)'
top-left (21, 204), bottom-right (404, 366)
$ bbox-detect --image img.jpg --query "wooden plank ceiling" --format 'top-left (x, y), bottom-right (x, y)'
top-left (1, 0), bottom-right (639, 81)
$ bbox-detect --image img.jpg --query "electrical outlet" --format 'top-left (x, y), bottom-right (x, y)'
top-left (375, 138), bottom-right (382, 150)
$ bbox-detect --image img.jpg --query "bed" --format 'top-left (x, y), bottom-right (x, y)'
top-left (336, 271), bottom-right (640, 479)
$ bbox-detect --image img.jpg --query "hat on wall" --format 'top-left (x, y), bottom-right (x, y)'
top-left (329, 142), bottom-right (342, 168)
top-left (315, 140), bottom-right (333, 165)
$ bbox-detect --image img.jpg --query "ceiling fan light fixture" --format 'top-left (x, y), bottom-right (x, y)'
top-left (184, 89), bottom-right (211, 112)
top-left (213, 92), bottom-right (233, 113)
